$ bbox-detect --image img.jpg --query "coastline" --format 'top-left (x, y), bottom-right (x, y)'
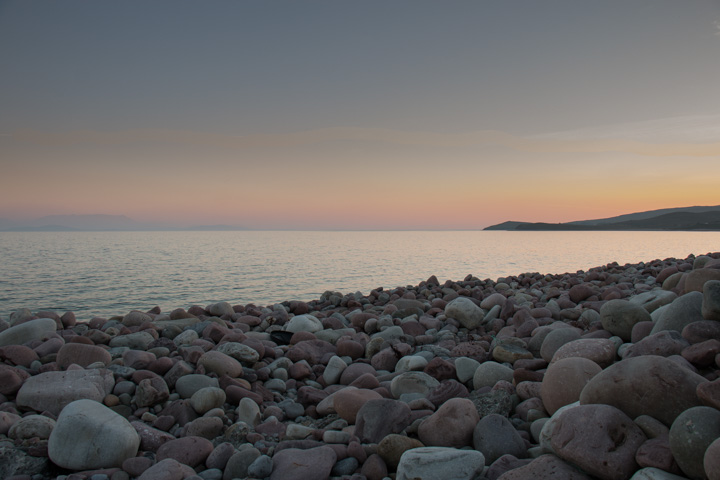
top-left (1, 252), bottom-right (720, 479)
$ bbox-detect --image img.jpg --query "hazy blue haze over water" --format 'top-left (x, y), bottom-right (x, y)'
top-left (1, 231), bottom-right (719, 320)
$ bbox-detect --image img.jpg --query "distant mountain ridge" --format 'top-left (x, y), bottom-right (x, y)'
top-left (484, 205), bottom-right (720, 231)
top-left (0, 214), bottom-right (248, 232)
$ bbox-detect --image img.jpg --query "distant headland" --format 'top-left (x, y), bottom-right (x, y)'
top-left (484, 205), bottom-right (720, 231)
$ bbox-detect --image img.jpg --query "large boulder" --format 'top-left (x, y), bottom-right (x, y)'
top-left (48, 399), bottom-right (140, 470)
top-left (579, 355), bottom-right (706, 426)
top-left (16, 369), bottom-right (114, 415)
top-left (548, 404), bottom-right (646, 480)
top-left (669, 406), bottom-right (720, 479)
top-left (541, 357), bottom-right (601, 415)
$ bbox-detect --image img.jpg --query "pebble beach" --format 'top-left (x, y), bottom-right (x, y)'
top-left (2, 252), bottom-right (720, 480)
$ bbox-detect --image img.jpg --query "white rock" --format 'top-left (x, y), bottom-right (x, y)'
top-left (190, 387), bottom-right (226, 415)
top-left (48, 399), bottom-right (140, 470)
top-left (16, 369), bottom-right (115, 416)
top-left (390, 372), bottom-right (440, 399)
top-left (215, 342), bottom-right (260, 364)
top-left (284, 315), bottom-right (323, 333)
top-left (472, 361), bottom-right (514, 390)
top-left (396, 447), bottom-right (485, 480)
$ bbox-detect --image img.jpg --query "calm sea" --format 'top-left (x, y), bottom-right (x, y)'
top-left (1, 231), bottom-right (718, 320)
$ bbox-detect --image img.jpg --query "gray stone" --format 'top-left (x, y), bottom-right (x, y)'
top-left (236, 397), bottom-right (261, 426)
top-left (215, 342), bottom-right (260, 364)
top-left (175, 374), bottom-right (219, 399)
top-left (223, 448), bottom-right (261, 480)
top-left (190, 387), bottom-right (226, 415)
top-left (454, 356), bottom-right (480, 383)
top-left (390, 371), bottom-right (440, 398)
top-left (629, 468), bottom-right (692, 480)
top-left (207, 302), bottom-right (234, 317)
top-left (323, 355), bottom-right (347, 385)
top-left (702, 279), bottom-right (720, 320)
top-left (600, 299), bottom-right (652, 341)
top-left (496, 454), bottom-right (592, 480)
top-left (473, 361), bottom-right (514, 389)
top-left (16, 369), bottom-right (115, 415)
top-left (540, 328), bottom-right (582, 363)
top-left (247, 454), bottom-right (273, 479)
top-left (109, 331), bottom-right (155, 350)
top-left (396, 447), bottom-right (485, 480)
top-left (445, 297), bottom-right (484, 330)
top-left (651, 291), bottom-right (704, 335)
top-left (669, 406), bottom-right (720, 479)
top-left (0, 441), bottom-right (51, 479)
top-left (473, 414), bottom-right (527, 464)
top-left (284, 314), bottom-right (323, 333)
top-left (0, 318), bottom-right (57, 347)
top-left (8, 414), bottom-right (55, 440)
top-left (629, 290), bottom-right (677, 313)
top-left (48, 399), bottom-right (140, 470)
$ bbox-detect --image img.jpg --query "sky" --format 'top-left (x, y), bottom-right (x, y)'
top-left (1, 0), bottom-right (720, 230)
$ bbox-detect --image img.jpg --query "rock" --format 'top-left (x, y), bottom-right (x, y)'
top-left (624, 331), bottom-right (689, 358)
top-left (156, 436), bottom-right (214, 468)
top-left (223, 448), bottom-right (261, 480)
top-left (247, 454), bottom-right (273, 479)
top-left (473, 414), bottom-right (527, 464)
top-left (473, 361), bottom-right (514, 389)
top-left (551, 338), bottom-right (617, 368)
top-left (135, 376), bottom-right (170, 408)
top-left (287, 339), bottom-right (336, 364)
top-left (189, 387), bottom-right (226, 414)
top-left (131, 421), bottom-right (175, 452)
top-left (284, 314), bottom-right (324, 333)
top-left (684, 268), bottom-right (720, 293)
top-left (669, 406), bottom-right (720, 479)
top-left (682, 338), bottom-right (720, 367)
top-left (635, 435), bottom-right (678, 473)
top-left (377, 434), bottom-right (424, 470)
top-left (137, 458), bottom-right (196, 480)
top-left (541, 357), bottom-right (601, 415)
top-left (702, 279), bottom-right (720, 320)
top-left (493, 343), bottom-right (533, 364)
top-left (486, 455), bottom-right (533, 480)
top-left (496, 454), bottom-right (592, 480)
top-left (198, 351), bottom-right (243, 378)
top-left (579, 355), bottom-right (707, 426)
top-left (445, 297), bottom-right (484, 330)
top-left (269, 446), bottom-right (337, 480)
top-left (390, 371), bottom-right (440, 398)
top-left (629, 468), bottom-right (694, 480)
top-left (109, 331), bottom-right (155, 350)
top-left (705, 437), bottom-right (720, 480)
top-left (540, 328), bottom-right (582, 363)
top-left (0, 364), bottom-right (29, 396)
top-left (454, 357), bottom-right (480, 383)
top-left (548, 404), bottom-right (646, 480)
top-left (396, 447), bottom-right (485, 480)
top-left (207, 302), bottom-right (234, 317)
top-left (323, 355), bottom-right (347, 385)
top-left (600, 300), bottom-right (651, 341)
top-left (0, 318), bottom-right (57, 347)
top-left (48, 399), bottom-right (140, 470)
top-left (333, 388), bottom-right (382, 424)
top-left (418, 398), bottom-right (479, 447)
top-left (682, 320), bottom-right (720, 344)
top-left (426, 379), bottom-right (469, 408)
top-left (175, 374), bottom-right (219, 399)
top-left (215, 342), bottom-right (260, 364)
top-left (629, 290), bottom-right (677, 313)
top-left (0, 441), bottom-right (52, 479)
top-left (8, 414), bottom-right (55, 440)
top-left (361, 453), bottom-right (389, 480)
top-left (355, 399), bottom-right (413, 443)
top-left (16, 369), bottom-right (115, 415)
top-left (651, 292), bottom-right (704, 335)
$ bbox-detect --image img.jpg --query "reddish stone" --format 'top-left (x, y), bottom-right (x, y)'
top-left (0, 345), bottom-right (39, 368)
top-left (423, 357), bottom-right (456, 381)
top-left (156, 436), bottom-right (213, 468)
top-left (635, 434), bottom-right (681, 474)
top-left (56, 343), bottom-right (111, 369)
top-left (339, 363), bottom-right (377, 385)
top-left (286, 340), bottom-right (336, 364)
top-left (682, 339), bottom-right (720, 367)
top-left (697, 377), bottom-right (720, 409)
top-left (336, 340), bottom-right (364, 359)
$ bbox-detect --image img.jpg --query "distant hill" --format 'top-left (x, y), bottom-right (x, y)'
top-left (0, 214), bottom-right (248, 231)
top-left (484, 205), bottom-right (720, 231)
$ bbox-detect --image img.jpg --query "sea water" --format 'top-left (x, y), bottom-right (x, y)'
top-left (1, 230), bottom-right (718, 319)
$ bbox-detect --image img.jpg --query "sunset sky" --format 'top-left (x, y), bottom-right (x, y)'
top-left (1, 1), bottom-right (719, 229)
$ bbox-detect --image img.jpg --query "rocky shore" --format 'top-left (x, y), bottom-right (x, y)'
top-left (2, 253), bottom-right (720, 480)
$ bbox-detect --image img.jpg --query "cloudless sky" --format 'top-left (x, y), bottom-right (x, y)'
top-left (1, 0), bottom-right (720, 229)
